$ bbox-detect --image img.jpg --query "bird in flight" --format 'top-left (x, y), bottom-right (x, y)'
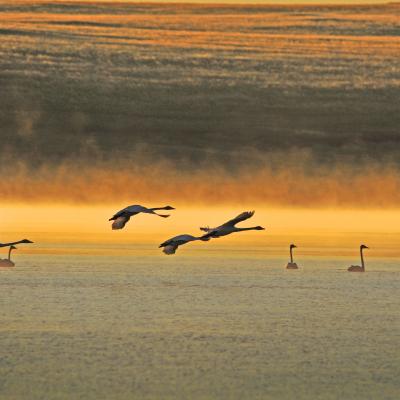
top-left (109, 204), bottom-right (175, 230)
top-left (200, 211), bottom-right (265, 239)
top-left (159, 234), bottom-right (209, 255)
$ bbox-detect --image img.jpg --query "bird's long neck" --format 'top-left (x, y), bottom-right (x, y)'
top-left (360, 248), bottom-right (365, 270)
top-left (236, 227), bottom-right (258, 232)
top-left (8, 247), bottom-right (13, 261)
top-left (290, 247), bottom-right (293, 263)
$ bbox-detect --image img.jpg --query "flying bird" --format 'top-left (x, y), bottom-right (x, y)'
top-left (109, 204), bottom-right (175, 230)
top-left (0, 245), bottom-right (17, 267)
top-left (348, 244), bottom-right (369, 272)
top-left (0, 239), bottom-right (33, 248)
top-left (200, 211), bottom-right (265, 239)
top-left (159, 234), bottom-right (209, 255)
top-left (286, 244), bottom-right (299, 269)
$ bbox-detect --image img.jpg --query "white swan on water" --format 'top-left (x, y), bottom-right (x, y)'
top-left (109, 204), bottom-right (175, 230)
top-left (286, 244), bottom-right (298, 269)
top-left (200, 211), bottom-right (265, 239)
top-left (348, 245), bottom-right (369, 272)
top-left (0, 245), bottom-right (17, 267)
top-left (159, 234), bottom-right (209, 255)
top-left (0, 239), bottom-right (33, 267)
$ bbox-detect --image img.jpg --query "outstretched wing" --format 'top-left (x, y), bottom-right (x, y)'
top-left (160, 234), bottom-right (197, 254)
top-left (126, 205), bottom-right (149, 213)
top-left (0, 239), bottom-right (33, 248)
top-left (109, 204), bottom-right (147, 221)
top-left (199, 231), bottom-right (216, 240)
top-left (162, 244), bottom-right (178, 255)
top-left (111, 214), bottom-right (131, 230)
top-left (109, 211), bottom-right (122, 220)
top-left (159, 235), bottom-right (194, 247)
top-left (159, 238), bottom-right (173, 248)
top-left (221, 211), bottom-right (255, 227)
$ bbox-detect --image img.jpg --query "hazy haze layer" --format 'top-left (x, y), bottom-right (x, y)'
top-left (0, 1), bottom-right (399, 206)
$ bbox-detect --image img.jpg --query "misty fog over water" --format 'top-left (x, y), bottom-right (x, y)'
top-left (1, 2), bottom-right (399, 172)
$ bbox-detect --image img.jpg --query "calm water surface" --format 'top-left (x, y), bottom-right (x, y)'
top-left (1, 254), bottom-right (399, 399)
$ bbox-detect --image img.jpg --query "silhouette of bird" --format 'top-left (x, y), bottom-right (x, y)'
top-left (159, 234), bottom-right (209, 255)
top-left (286, 244), bottom-right (299, 269)
top-left (200, 211), bottom-right (265, 239)
top-left (109, 204), bottom-right (175, 230)
top-left (348, 244), bottom-right (369, 272)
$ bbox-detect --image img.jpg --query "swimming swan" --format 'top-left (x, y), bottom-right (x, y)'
top-left (348, 245), bottom-right (369, 272)
top-left (0, 245), bottom-right (17, 267)
top-left (286, 244), bottom-right (299, 269)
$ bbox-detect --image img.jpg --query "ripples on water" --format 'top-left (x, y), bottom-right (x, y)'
top-left (1, 254), bottom-right (399, 399)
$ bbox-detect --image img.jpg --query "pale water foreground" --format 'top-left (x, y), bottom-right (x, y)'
top-left (1, 254), bottom-right (399, 400)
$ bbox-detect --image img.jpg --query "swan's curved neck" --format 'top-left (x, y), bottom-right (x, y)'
top-left (360, 248), bottom-right (365, 270)
top-left (8, 247), bottom-right (13, 261)
top-left (290, 247), bottom-right (294, 263)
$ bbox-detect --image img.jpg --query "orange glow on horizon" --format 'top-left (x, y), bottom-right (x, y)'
top-left (1, 162), bottom-right (400, 208)
top-left (1, 205), bottom-right (400, 258)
